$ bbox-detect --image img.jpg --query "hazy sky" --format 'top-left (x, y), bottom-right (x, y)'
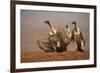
top-left (21, 10), bottom-right (89, 52)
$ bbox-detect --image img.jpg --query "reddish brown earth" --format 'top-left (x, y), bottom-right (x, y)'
top-left (21, 51), bottom-right (89, 63)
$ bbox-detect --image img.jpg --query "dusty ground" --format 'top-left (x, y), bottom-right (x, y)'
top-left (21, 50), bottom-right (89, 63)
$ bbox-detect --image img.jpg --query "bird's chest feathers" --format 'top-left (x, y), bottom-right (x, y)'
top-left (74, 29), bottom-right (80, 36)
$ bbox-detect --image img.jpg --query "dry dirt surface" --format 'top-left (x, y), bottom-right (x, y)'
top-left (21, 51), bottom-right (89, 63)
